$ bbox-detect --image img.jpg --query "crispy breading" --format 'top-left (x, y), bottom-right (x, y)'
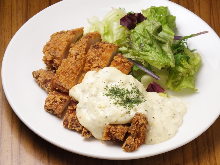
top-left (53, 32), bottom-right (101, 92)
top-left (44, 91), bottom-right (71, 118)
top-left (43, 28), bottom-right (83, 70)
top-left (68, 32), bottom-right (101, 59)
top-left (63, 100), bottom-right (83, 131)
top-left (102, 113), bottom-right (147, 151)
top-left (122, 113), bottom-right (148, 152)
top-left (82, 128), bottom-right (92, 138)
top-left (32, 69), bottom-right (55, 93)
top-left (103, 124), bottom-right (129, 141)
top-left (78, 42), bottom-right (118, 82)
top-left (52, 57), bottom-right (84, 93)
top-left (110, 53), bottom-right (133, 74)
top-left (63, 100), bottom-right (92, 138)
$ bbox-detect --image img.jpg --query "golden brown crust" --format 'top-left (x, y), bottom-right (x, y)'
top-left (53, 57), bottom-right (85, 93)
top-left (63, 100), bottom-right (92, 138)
top-left (81, 128), bottom-right (92, 138)
top-left (103, 124), bottom-right (129, 141)
top-left (122, 113), bottom-right (147, 152)
top-left (110, 53), bottom-right (133, 74)
top-left (68, 32), bottom-right (101, 59)
top-left (63, 100), bottom-right (83, 131)
top-left (78, 42), bottom-right (118, 83)
top-left (34, 29), bottom-right (147, 151)
top-left (43, 28), bottom-right (83, 70)
top-left (53, 32), bottom-right (101, 92)
top-left (103, 113), bottom-right (147, 151)
top-left (44, 91), bottom-right (71, 118)
top-left (32, 69), bottom-right (55, 93)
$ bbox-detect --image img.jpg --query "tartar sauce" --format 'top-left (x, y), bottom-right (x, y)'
top-left (69, 67), bottom-right (186, 144)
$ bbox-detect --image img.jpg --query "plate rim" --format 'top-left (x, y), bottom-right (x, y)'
top-left (1, 0), bottom-right (220, 160)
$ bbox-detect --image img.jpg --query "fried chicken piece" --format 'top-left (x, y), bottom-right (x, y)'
top-left (63, 100), bottom-right (82, 131)
top-left (53, 57), bottom-right (84, 93)
top-left (68, 32), bottom-right (101, 59)
top-left (44, 91), bottom-right (71, 118)
top-left (78, 42), bottom-right (118, 82)
top-left (82, 128), bottom-right (92, 138)
top-left (103, 124), bottom-right (129, 141)
top-left (53, 32), bottom-right (101, 92)
top-left (32, 69), bottom-right (55, 93)
top-left (43, 28), bottom-right (83, 70)
top-left (63, 100), bottom-right (92, 138)
top-left (110, 54), bottom-right (133, 74)
top-left (122, 113), bottom-right (148, 152)
top-left (82, 42), bottom-right (118, 72)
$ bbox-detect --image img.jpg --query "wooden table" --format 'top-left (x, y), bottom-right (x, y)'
top-left (0, 0), bottom-right (219, 164)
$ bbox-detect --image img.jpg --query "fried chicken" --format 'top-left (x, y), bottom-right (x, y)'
top-left (32, 69), bottom-right (55, 93)
top-left (53, 32), bottom-right (101, 93)
top-left (110, 53), bottom-right (133, 74)
top-left (122, 113), bottom-right (148, 152)
top-left (78, 42), bottom-right (118, 82)
top-left (102, 113), bottom-right (147, 152)
top-left (81, 128), bottom-right (92, 138)
top-left (103, 124), bottom-right (129, 141)
top-left (63, 100), bottom-right (92, 138)
top-left (43, 28), bottom-right (83, 70)
top-left (34, 28), bottom-right (147, 152)
top-left (67, 32), bottom-right (101, 59)
top-left (63, 100), bottom-right (82, 131)
top-left (44, 91), bottom-right (71, 118)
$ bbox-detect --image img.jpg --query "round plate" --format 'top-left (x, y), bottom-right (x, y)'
top-left (2, 0), bottom-right (220, 160)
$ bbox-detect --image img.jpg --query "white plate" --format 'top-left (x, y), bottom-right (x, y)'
top-left (2, 0), bottom-right (220, 160)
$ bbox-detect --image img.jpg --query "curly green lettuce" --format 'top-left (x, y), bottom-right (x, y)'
top-left (120, 19), bottom-right (175, 69)
top-left (86, 6), bottom-right (202, 92)
top-left (166, 43), bottom-right (201, 91)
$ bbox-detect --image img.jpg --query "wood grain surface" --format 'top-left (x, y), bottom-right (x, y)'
top-left (0, 0), bottom-right (219, 164)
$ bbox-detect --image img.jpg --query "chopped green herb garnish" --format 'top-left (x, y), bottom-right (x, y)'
top-left (104, 84), bottom-right (144, 109)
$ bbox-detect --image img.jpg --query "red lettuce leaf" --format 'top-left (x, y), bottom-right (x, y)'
top-left (120, 13), bottom-right (146, 30)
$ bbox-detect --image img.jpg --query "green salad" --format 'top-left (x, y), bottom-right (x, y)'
top-left (87, 6), bottom-right (203, 92)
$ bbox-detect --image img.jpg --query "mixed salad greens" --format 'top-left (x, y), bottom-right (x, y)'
top-left (87, 6), bottom-right (204, 92)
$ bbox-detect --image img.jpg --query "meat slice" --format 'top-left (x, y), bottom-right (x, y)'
top-left (81, 128), bottom-right (92, 138)
top-left (67, 32), bottom-right (101, 59)
top-left (78, 42), bottom-right (118, 83)
top-left (110, 53), bottom-right (133, 74)
top-left (43, 28), bottom-right (83, 70)
top-left (63, 100), bottom-right (82, 131)
top-left (53, 32), bottom-right (101, 93)
top-left (52, 57), bottom-right (83, 93)
top-left (32, 69), bottom-right (55, 93)
top-left (122, 113), bottom-right (147, 152)
top-left (103, 124), bottom-right (129, 141)
top-left (44, 91), bottom-right (71, 118)
top-left (63, 100), bottom-right (92, 138)
top-left (103, 113), bottom-right (147, 151)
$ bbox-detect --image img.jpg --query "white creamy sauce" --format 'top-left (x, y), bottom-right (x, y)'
top-left (69, 67), bottom-right (186, 144)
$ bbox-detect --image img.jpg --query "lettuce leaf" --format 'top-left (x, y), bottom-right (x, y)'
top-left (86, 6), bottom-right (202, 92)
top-left (142, 6), bottom-right (176, 30)
top-left (120, 19), bottom-right (175, 69)
top-left (166, 45), bottom-right (201, 91)
top-left (86, 8), bottom-right (129, 46)
top-left (142, 6), bottom-right (176, 42)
